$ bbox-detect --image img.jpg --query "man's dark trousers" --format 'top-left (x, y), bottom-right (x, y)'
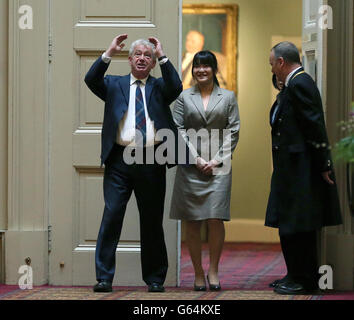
top-left (280, 230), bottom-right (319, 289)
top-left (95, 144), bottom-right (168, 285)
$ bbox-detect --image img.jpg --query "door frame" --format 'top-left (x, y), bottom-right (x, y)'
top-left (324, 0), bottom-right (354, 290)
top-left (5, 0), bottom-right (49, 285)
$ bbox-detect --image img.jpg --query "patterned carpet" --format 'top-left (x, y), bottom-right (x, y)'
top-left (180, 242), bottom-right (286, 291)
top-left (0, 243), bottom-right (353, 300)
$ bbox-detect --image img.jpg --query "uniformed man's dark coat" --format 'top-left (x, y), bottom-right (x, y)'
top-left (265, 68), bottom-right (342, 235)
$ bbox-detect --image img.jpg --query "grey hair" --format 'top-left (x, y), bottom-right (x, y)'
top-left (272, 41), bottom-right (301, 65)
top-left (129, 39), bottom-right (156, 60)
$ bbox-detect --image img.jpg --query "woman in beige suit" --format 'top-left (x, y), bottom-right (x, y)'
top-left (170, 51), bottom-right (240, 291)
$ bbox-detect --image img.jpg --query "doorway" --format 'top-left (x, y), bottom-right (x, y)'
top-left (179, 0), bottom-right (302, 249)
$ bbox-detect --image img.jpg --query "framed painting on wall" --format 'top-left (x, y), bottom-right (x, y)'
top-left (182, 4), bottom-right (238, 94)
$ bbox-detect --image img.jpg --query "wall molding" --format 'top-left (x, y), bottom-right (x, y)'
top-left (6, 0), bottom-right (50, 285)
top-left (225, 218), bottom-right (280, 243)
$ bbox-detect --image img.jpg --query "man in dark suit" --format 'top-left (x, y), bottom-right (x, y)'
top-left (84, 34), bottom-right (182, 293)
top-left (266, 41), bottom-right (342, 295)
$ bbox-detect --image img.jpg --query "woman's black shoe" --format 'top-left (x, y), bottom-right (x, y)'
top-left (194, 284), bottom-right (207, 291)
top-left (207, 275), bottom-right (221, 291)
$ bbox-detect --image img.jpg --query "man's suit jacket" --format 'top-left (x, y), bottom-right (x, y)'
top-left (84, 57), bottom-right (183, 166)
top-left (265, 67), bottom-right (342, 235)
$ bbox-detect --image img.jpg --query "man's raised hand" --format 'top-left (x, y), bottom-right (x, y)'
top-left (106, 34), bottom-right (128, 57)
top-left (148, 37), bottom-right (165, 58)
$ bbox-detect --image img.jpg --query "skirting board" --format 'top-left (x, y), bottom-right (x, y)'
top-left (0, 232), bottom-right (3, 283)
top-left (225, 219), bottom-right (280, 243)
top-left (5, 230), bottom-right (48, 285)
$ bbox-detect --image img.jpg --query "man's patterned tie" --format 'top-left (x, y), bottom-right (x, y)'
top-left (135, 80), bottom-right (146, 147)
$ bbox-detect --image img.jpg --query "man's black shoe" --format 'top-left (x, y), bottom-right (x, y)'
top-left (274, 281), bottom-right (310, 295)
top-left (269, 275), bottom-right (289, 288)
top-left (148, 283), bottom-right (165, 293)
top-left (269, 279), bottom-right (283, 288)
top-left (93, 280), bottom-right (112, 292)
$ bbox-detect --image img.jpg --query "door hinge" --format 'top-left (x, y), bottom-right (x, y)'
top-left (48, 35), bottom-right (53, 63)
top-left (48, 225), bottom-right (52, 252)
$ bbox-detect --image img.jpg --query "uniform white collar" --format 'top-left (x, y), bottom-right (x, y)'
top-left (285, 66), bottom-right (302, 87)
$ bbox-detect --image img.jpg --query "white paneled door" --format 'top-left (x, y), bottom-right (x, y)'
top-left (49, 0), bottom-right (180, 286)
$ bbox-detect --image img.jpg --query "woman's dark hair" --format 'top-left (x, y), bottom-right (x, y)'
top-left (192, 50), bottom-right (220, 86)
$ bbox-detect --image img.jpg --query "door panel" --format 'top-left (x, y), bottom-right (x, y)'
top-left (302, 0), bottom-right (327, 96)
top-left (50, 0), bottom-right (180, 286)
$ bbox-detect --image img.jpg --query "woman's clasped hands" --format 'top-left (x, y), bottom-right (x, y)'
top-left (196, 157), bottom-right (220, 175)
